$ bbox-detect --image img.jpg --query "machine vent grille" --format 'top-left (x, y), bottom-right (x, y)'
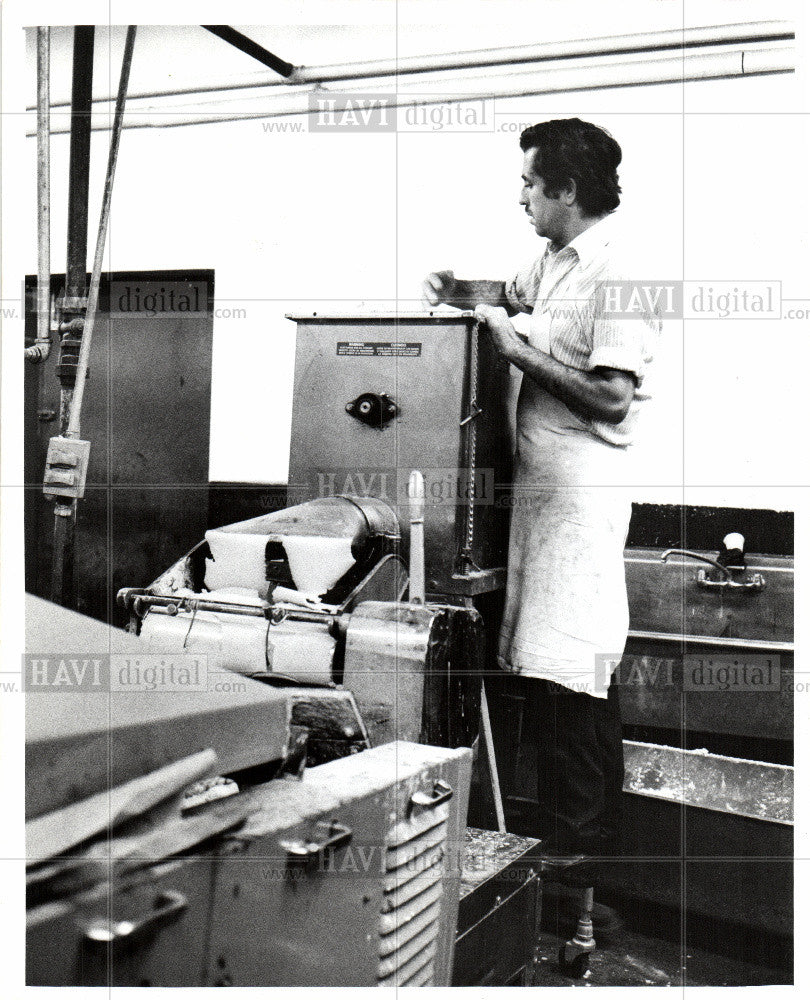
top-left (376, 802), bottom-right (450, 987)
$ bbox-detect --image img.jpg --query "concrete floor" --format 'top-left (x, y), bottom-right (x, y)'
top-left (533, 928), bottom-right (791, 987)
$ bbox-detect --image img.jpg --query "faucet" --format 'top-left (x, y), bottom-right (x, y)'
top-left (660, 549), bottom-right (732, 581)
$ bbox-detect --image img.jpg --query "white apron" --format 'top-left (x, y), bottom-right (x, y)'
top-left (496, 308), bottom-right (632, 698)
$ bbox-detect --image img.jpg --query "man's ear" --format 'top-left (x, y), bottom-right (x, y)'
top-left (562, 178), bottom-right (578, 207)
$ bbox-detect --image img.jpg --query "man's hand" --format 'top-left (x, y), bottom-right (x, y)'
top-left (475, 304), bottom-right (634, 423)
top-left (474, 304), bottom-right (521, 361)
top-left (421, 275), bottom-right (517, 314)
top-left (422, 270), bottom-right (457, 307)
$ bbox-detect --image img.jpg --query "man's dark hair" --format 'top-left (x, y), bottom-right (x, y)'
top-left (520, 118), bottom-right (622, 216)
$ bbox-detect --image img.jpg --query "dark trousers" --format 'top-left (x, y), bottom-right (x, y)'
top-left (530, 676), bottom-right (625, 877)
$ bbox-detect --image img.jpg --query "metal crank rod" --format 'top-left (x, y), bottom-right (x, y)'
top-left (117, 588), bottom-right (341, 628)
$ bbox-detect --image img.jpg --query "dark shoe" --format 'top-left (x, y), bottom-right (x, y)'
top-left (541, 882), bottom-right (625, 945)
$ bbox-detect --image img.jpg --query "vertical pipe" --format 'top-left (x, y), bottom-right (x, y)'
top-left (67, 26), bottom-right (136, 438)
top-left (37, 28), bottom-right (51, 350)
top-left (22, 28), bottom-right (53, 363)
top-left (64, 25), bottom-right (95, 299)
top-left (51, 26), bottom-right (137, 608)
top-left (50, 25), bottom-right (94, 607)
top-left (50, 509), bottom-right (75, 606)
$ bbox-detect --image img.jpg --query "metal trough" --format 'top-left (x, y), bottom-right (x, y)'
top-left (603, 740), bottom-right (794, 965)
top-left (623, 740), bottom-right (793, 825)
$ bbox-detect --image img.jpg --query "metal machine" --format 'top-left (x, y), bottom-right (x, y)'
top-left (25, 596), bottom-right (473, 988)
top-left (27, 313), bottom-right (544, 987)
top-left (118, 492), bottom-right (485, 749)
top-left (118, 313), bottom-right (510, 745)
top-left (286, 312), bottom-right (513, 596)
top-left (22, 19), bottom-right (797, 987)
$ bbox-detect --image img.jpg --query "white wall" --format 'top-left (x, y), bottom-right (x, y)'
top-left (18, 3), bottom-right (808, 510)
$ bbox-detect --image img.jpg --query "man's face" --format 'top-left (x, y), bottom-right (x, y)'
top-left (519, 149), bottom-right (567, 242)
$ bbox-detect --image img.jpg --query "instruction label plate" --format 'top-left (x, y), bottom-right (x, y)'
top-left (336, 341), bottom-right (422, 357)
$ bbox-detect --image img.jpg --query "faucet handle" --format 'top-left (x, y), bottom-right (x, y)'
top-left (720, 532), bottom-right (746, 569)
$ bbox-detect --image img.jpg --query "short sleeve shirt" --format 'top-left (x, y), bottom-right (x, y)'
top-left (505, 214), bottom-right (661, 446)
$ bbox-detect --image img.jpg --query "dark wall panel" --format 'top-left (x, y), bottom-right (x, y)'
top-left (24, 270), bottom-right (214, 624)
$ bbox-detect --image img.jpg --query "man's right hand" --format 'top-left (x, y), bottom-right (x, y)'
top-left (422, 269), bottom-right (456, 307)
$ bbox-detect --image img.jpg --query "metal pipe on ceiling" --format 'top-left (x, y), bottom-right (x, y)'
top-left (30, 21), bottom-right (793, 109)
top-left (34, 43), bottom-right (794, 133)
top-left (286, 20), bottom-right (795, 83)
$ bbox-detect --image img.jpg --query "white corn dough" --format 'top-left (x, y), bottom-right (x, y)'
top-left (140, 610), bottom-right (269, 674)
top-left (204, 587), bottom-right (266, 605)
top-left (281, 535), bottom-right (356, 596)
top-left (203, 530), bottom-right (356, 598)
top-left (139, 610), bottom-right (336, 683)
top-left (270, 585), bottom-right (337, 612)
top-left (266, 622), bottom-right (335, 684)
top-left (203, 529), bottom-right (269, 594)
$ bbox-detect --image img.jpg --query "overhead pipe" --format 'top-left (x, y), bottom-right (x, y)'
top-left (31, 21), bottom-right (793, 109)
top-left (34, 42), bottom-right (794, 133)
top-left (284, 20), bottom-right (794, 83)
top-left (25, 27), bottom-right (52, 363)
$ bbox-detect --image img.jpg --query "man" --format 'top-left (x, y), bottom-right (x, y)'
top-left (423, 118), bottom-right (660, 936)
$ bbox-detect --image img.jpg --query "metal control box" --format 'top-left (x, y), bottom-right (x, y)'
top-left (287, 313), bottom-right (513, 596)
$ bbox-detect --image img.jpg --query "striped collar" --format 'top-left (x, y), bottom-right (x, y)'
top-left (551, 212), bottom-right (616, 264)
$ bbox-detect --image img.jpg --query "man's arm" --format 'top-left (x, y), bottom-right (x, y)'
top-left (474, 305), bottom-right (635, 425)
top-left (423, 270), bottom-right (519, 316)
